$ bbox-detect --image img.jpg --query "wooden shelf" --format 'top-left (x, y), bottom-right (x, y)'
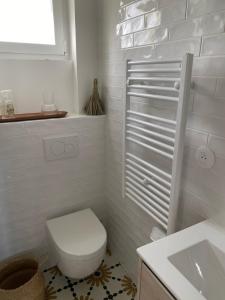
top-left (0, 111), bottom-right (68, 123)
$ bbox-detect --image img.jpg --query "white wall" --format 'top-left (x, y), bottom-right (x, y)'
top-left (0, 1), bottom-right (76, 115)
top-left (1, 0), bottom-right (225, 282)
top-left (0, 0), bottom-right (101, 263)
top-left (0, 59), bottom-right (75, 114)
top-left (98, 0), bottom-right (225, 280)
top-left (0, 0), bottom-right (100, 115)
top-left (0, 116), bottom-right (105, 261)
top-left (74, 0), bottom-right (99, 113)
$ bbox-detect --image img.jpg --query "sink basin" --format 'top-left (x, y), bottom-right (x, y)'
top-left (168, 240), bottom-right (225, 300)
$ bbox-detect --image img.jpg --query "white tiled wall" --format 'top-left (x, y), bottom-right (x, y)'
top-left (1, 0), bottom-right (225, 283)
top-left (98, 0), bottom-right (225, 280)
top-left (0, 116), bottom-right (105, 261)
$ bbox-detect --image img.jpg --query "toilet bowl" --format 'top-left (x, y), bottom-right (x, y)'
top-left (46, 208), bottom-right (107, 279)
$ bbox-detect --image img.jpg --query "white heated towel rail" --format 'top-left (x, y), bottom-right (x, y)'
top-left (123, 54), bottom-right (194, 234)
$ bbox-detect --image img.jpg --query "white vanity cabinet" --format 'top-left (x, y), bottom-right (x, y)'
top-left (138, 261), bottom-right (175, 300)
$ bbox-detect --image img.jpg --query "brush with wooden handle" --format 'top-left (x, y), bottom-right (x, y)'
top-left (85, 79), bottom-right (104, 115)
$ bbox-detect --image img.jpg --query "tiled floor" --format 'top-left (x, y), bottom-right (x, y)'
top-left (44, 250), bottom-right (137, 300)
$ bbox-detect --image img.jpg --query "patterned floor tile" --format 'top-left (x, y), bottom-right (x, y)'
top-left (44, 251), bottom-right (137, 300)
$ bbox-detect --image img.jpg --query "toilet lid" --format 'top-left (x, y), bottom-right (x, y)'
top-left (47, 209), bottom-right (106, 257)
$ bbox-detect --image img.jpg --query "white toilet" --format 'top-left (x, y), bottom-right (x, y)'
top-left (46, 208), bottom-right (107, 279)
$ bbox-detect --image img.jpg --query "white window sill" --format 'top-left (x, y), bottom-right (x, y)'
top-left (67, 114), bottom-right (106, 119)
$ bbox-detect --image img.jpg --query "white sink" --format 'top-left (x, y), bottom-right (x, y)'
top-left (168, 240), bottom-right (225, 300)
top-left (137, 220), bottom-right (225, 300)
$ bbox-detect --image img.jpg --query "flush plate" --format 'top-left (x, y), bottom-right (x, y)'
top-left (43, 134), bottom-right (79, 161)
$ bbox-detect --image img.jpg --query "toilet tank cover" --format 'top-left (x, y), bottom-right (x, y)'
top-left (46, 208), bottom-right (107, 257)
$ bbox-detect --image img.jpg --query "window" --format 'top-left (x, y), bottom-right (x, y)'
top-left (0, 0), bottom-right (66, 56)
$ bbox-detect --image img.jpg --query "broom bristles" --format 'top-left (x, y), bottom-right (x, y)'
top-left (85, 79), bottom-right (104, 115)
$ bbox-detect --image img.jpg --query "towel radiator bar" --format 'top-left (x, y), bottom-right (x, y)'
top-left (123, 54), bottom-right (194, 234)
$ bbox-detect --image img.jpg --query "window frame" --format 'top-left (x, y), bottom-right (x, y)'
top-left (0, 0), bottom-right (66, 57)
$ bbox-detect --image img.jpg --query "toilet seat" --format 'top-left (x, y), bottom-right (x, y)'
top-left (47, 209), bottom-right (107, 261)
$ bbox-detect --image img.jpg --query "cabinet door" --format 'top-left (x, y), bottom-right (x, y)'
top-left (139, 263), bottom-right (175, 300)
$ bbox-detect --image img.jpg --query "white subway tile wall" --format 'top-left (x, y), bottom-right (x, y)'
top-left (169, 12), bottom-right (225, 41)
top-left (134, 27), bottom-right (168, 46)
top-left (0, 117), bottom-right (105, 261)
top-left (145, 10), bottom-right (161, 29)
top-left (0, 0), bottom-right (225, 284)
top-left (120, 15), bottom-right (145, 35)
top-left (122, 0), bottom-right (157, 20)
top-left (99, 0), bottom-right (225, 280)
top-left (121, 34), bottom-right (134, 48)
top-left (187, 0), bottom-right (225, 18)
top-left (201, 33), bottom-right (225, 56)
